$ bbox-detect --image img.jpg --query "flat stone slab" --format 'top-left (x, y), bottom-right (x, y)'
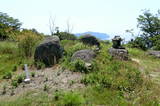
top-left (109, 48), bottom-right (129, 60)
top-left (148, 51), bottom-right (160, 58)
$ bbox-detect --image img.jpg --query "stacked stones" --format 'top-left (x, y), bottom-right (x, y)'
top-left (109, 36), bottom-right (128, 60)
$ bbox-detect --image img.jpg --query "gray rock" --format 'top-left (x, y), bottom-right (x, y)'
top-left (72, 49), bottom-right (96, 63)
top-left (44, 36), bottom-right (60, 44)
top-left (109, 48), bottom-right (128, 60)
top-left (79, 34), bottom-right (100, 47)
top-left (148, 51), bottom-right (160, 58)
top-left (34, 36), bottom-right (63, 67)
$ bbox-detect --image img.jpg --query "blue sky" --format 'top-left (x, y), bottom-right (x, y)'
top-left (0, 0), bottom-right (159, 39)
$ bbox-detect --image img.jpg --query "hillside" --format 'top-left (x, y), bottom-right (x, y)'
top-left (0, 39), bottom-right (160, 106)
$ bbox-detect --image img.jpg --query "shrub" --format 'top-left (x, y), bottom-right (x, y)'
top-left (56, 32), bottom-right (77, 40)
top-left (11, 80), bottom-right (18, 88)
top-left (0, 41), bottom-right (17, 54)
top-left (17, 74), bottom-right (25, 83)
top-left (150, 35), bottom-right (160, 50)
top-left (70, 59), bottom-right (89, 73)
top-left (34, 61), bottom-right (45, 70)
top-left (127, 37), bottom-right (147, 50)
top-left (17, 30), bottom-right (43, 58)
top-left (2, 84), bottom-right (6, 95)
top-left (56, 91), bottom-right (85, 106)
top-left (31, 72), bottom-right (35, 77)
top-left (43, 84), bottom-right (49, 92)
top-left (66, 42), bottom-right (90, 57)
top-left (12, 65), bottom-right (17, 72)
top-left (11, 74), bottom-right (25, 87)
top-left (3, 72), bottom-right (12, 79)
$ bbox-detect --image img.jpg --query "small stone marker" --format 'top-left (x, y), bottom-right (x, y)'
top-left (24, 64), bottom-right (30, 83)
top-left (112, 36), bottom-right (124, 49)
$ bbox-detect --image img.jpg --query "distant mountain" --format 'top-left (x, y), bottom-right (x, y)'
top-left (75, 31), bottom-right (110, 40)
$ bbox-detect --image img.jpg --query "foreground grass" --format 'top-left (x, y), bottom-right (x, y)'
top-left (0, 90), bottom-right (85, 106)
top-left (0, 41), bottom-right (19, 78)
top-left (0, 40), bottom-right (160, 105)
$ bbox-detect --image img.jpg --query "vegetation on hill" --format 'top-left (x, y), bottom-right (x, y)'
top-left (0, 10), bottom-right (160, 105)
top-left (128, 9), bottom-right (160, 50)
top-left (0, 39), bottom-right (160, 105)
top-left (0, 12), bottom-right (22, 40)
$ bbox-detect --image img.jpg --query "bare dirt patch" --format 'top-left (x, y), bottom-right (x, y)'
top-left (0, 65), bottom-right (84, 99)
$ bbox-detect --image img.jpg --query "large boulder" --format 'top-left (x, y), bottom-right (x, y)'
top-left (109, 48), bottom-right (128, 60)
top-left (72, 49), bottom-right (96, 63)
top-left (34, 36), bottom-right (63, 67)
top-left (148, 51), bottom-right (160, 58)
top-left (79, 34), bottom-right (100, 47)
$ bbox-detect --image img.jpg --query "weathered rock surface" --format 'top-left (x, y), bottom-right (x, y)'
top-left (34, 36), bottom-right (63, 67)
top-left (79, 34), bottom-right (100, 47)
top-left (148, 51), bottom-right (160, 58)
top-left (109, 48), bottom-right (128, 60)
top-left (72, 49), bottom-right (96, 63)
top-left (44, 36), bottom-right (60, 44)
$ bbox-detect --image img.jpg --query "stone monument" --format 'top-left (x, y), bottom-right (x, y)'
top-left (109, 36), bottom-right (128, 60)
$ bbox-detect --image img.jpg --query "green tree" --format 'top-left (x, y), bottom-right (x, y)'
top-left (137, 10), bottom-right (160, 37)
top-left (137, 10), bottom-right (160, 48)
top-left (0, 12), bottom-right (22, 39)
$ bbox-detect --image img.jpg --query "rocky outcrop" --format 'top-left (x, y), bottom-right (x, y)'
top-left (34, 36), bottom-right (63, 67)
top-left (79, 34), bottom-right (100, 47)
top-left (72, 49), bottom-right (96, 63)
top-left (148, 51), bottom-right (160, 58)
top-left (109, 48), bottom-right (128, 60)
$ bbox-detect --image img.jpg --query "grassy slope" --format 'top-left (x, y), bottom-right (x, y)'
top-left (128, 48), bottom-right (160, 83)
top-left (0, 41), bottom-right (19, 78)
top-left (0, 40), bottom-right (160, 105)
top-left (0, 41), bottom-right (34, 79)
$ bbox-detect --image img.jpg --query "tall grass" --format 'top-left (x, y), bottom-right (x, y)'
top-left (0, 41), bottom-right (17, 54)
top-left (0, 41), bottom-right (19, 78)
top-left (17, 30), bottom-right (43, 58)
top-left (0, 30), bottom-right (42, 79)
